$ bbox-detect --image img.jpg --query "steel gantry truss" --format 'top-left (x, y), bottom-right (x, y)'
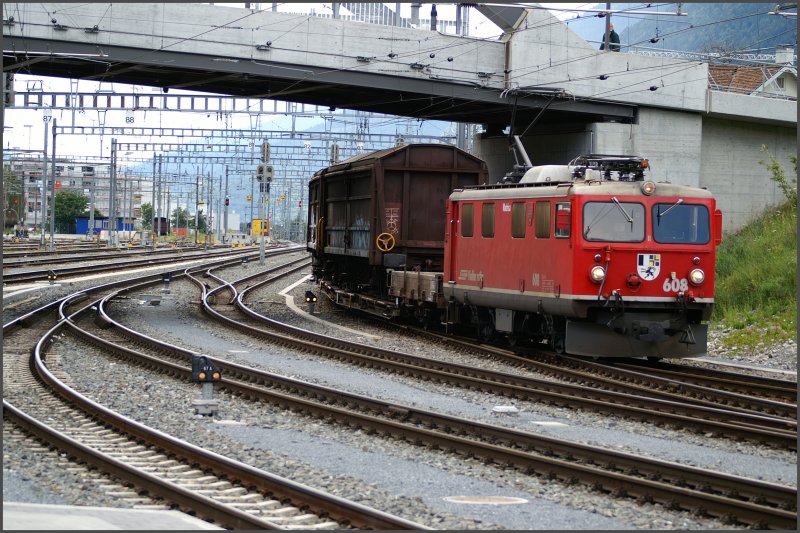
top-left (50, 128), bottom-right (461, 245)
top-left (9, 90), bottom-right (346, 115)
top-left (7, 84), bottom-right (465, 244)
top-left (53, 126), bottom-right (454, 143)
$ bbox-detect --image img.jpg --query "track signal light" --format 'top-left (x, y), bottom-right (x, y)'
top-left (191, 355), bottom-right (221, 383)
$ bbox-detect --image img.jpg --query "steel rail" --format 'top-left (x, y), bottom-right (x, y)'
top-left (3, 401), bottom-right (287, 530)
top-left (2, 246), bottom-right (202, 267)
top-left (314, 280), bottom-right (796, 418)
top-left (391, 323), bottom-right (797, 422)
top-left (87, 275), bottom-right (797, 530)
top-left (34, 328), bottom-right (428, 530)
top-left (5, 255), bottom-right (426, 530)
top-left (205, 276), bottom-right (797, 447)
top-left (606, 359), bottom-right (797, 400)
top-left (2, 247), bottom-right (258, 284)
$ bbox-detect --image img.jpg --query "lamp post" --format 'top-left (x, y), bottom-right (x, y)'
top-left (49, 118), bottom-right (56, 251)
top-left (195, 174), bottom-right (200, 245)
top-left (223, 165), bottom-right (229, 243)
top-left (40, 120), bottom-right (48, 248)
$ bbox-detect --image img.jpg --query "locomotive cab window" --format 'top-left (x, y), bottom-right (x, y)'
top-left (511, 202), bottom-right (526, 238)
top-left (554, 203), bottom-right (571, 238)
top-left (461, 203), bottom-right (474, 237)
top-left (535, 201), bottom-right (550, 238)
top-left (652, 202), bottom-right (710, 244)
top-left (481, 203), bottom-right (495, 238)
top-left (583, 201), bottom-right (645, 242)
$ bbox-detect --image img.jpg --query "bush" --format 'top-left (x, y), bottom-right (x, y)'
top-left (714, 201), bottom-right (797, 350)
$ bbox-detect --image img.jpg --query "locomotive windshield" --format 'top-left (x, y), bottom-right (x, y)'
top-left (652, 203), bottom-right (710, 244)
top-left (583, 201), bottom-right (645, 242)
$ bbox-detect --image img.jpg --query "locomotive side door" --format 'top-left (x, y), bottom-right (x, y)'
top-left (445, 200), bottom-right (459, 282)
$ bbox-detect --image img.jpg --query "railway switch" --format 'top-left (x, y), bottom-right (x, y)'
top-left (305, 291), bottom-right (317, 314)
top-left (191, 355), bottom-right (221, 416)
top-left (92, 305), bottom-right (113, 330)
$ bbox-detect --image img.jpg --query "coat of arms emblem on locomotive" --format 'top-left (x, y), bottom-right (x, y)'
top-left (637, 253), bottom-right (661, 280)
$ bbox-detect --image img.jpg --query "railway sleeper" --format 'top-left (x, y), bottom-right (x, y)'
top-left (267, 514), bottom-right (326, 525)
top-left (283, 522), bottom-right (340, 530)
top-left (213, 494), bottom-right (265, 503)
top-left (172, 476), bottom-right (225, 485)
top-left (226, 500), bottom-right (283, 511)
top-left (132, 504), bottom-right (173, 510)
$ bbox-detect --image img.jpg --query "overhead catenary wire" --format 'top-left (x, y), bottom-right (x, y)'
top-left (5, 3), bottom-right (794, 144)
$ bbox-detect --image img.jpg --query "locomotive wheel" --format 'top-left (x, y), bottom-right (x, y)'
top-left (478, 322), bottom-right (495, 342)
top-left (375, 232), bottom-right (396, 252)
top-left (552, 335), bottom-right (566, 354)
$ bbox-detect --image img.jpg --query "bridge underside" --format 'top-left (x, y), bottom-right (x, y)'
top-left (4, 38), bottom-right (636, 131)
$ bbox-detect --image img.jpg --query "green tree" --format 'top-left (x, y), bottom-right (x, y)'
top-left (3, 164), bottom-right (24, 226)
top-left (54, 190), bottom-right (89, 227)
top-left (171, 206), bottom-right (191, 228)
top-left (759, 145), bottom-right (797, 208)
top-left (140, 202), bottom-right (153, 230)
top-left (195, 209), bottom-right (208, 232)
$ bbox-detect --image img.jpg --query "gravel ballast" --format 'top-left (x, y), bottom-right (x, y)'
top-left (3, 251), bottom-right (796, 529)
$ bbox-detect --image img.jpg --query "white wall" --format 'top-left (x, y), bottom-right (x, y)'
top-left (700, 117), bottom-right (796, 231)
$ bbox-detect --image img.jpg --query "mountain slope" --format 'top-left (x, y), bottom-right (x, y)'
top-left (561, 3), bottom-right (796, 56)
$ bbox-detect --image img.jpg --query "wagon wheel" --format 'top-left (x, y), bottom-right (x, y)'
top-left (375, 232), bottom-right (396, 252)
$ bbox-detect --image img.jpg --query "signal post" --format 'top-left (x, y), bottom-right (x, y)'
top-left (257, 141), bottom-right (273, 265)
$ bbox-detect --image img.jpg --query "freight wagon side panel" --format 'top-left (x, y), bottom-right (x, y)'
top-left (322, 171), bottom-right (371, 258)
top-left (370, 146), bottom-right (488, 269)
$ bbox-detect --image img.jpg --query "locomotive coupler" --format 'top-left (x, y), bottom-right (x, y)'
top-left (631, 321), bottom-right (669, 343)
top-left (602, 289), bottom-right (624, 313)
top-left (675, 291), bottom-right (687, 312)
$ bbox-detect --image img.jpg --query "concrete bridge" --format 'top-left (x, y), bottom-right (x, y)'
top-left (3, 3), bottom-right (796, 231)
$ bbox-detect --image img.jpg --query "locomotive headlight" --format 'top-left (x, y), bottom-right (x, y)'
top-left (590, 265), bottom-right (606, 283)
top-left (641, 181), bottom-right (656, 195)
top-left (689, 268), bottom-right (705, 286)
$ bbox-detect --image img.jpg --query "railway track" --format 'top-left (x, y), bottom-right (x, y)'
top-left (2, 246), bottom-right (255, 284)
top-left (1, 240), bottom-right (103, 255)
top-left (2, 244), bottom-right (225, 268)
top-left (495, 342), bottom-right (795, 420)
top-left (603, 358), bottom-right (797, 401)
top-left (3, 252), bottom-right (423, 530)
top-left (84, 264), bottom-right (794, 529)
top-left (338, 311), bottom-right (796, 424)
top-left (191, 267), bottom-right (797, 449)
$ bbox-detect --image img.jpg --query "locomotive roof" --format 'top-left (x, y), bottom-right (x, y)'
top-left (449, 180), bottom-right (714, 201)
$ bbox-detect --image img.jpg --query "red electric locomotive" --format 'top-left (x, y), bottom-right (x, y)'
top-left (440, 155), bottom-right (723, 359)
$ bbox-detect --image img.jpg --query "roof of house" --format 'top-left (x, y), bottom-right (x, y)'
top-left (708, 64), bottom-right (792, 93)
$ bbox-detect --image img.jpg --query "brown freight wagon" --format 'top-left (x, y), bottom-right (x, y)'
top-left (307, 143), bottom-right (488, 303)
